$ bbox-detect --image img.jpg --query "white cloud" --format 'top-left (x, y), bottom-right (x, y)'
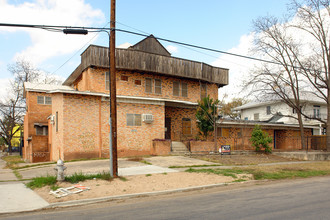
top-left (0, 78), bottom-right (11, 102)
top-left (0, 0), bottom-right (105, 64)
top-left (166, 45), bottom-right (178, 54)
top-left (212, 33), bottom-right (258, 102)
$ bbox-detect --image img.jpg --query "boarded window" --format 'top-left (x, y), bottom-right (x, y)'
top-left (182, 118), bottom-right (191, 135)
top-left (173, 81), bottom-right (180, 96)
top-left (135, 80), bottom-right (142, 86)
top-left (201, 83), bottom-right (207, 99)
top-left (145, 78), bottom-right (152, 93)
top-left (254, 113), bottom-right (259, 121)
top-left (155, 79), bottom-right (162, 94)
top-left (105, 72), bottom-right (109, 90)
top-left (127, 114), bottom-right (142, 126)
top-left (181, 83), bottom-right (188, 97)
top-left (217, 128), bottom-right (229, 137)
top-left (121, 75), bottom-right (128, 81)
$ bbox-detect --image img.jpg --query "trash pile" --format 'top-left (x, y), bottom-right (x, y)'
top-left (49, 184), bottom-right (90, 198)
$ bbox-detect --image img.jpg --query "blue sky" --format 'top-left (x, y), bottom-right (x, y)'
top-left (0, 0), bottom-right (291, 100)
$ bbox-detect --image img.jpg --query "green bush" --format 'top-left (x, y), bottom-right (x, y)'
top-left (250, 125), bottom-right (272, 153)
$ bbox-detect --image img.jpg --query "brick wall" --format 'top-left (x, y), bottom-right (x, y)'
top-left (116, 102), bottom-right (165, 157)
top-left (73, 68), bottom-right (219, 103)
top-left (165, 106), bottom-right (198, 141)
top-left (23, 91), bottom-right (52, 162)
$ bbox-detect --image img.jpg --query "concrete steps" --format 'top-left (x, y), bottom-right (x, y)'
top-left (171, 141), bottom-right (189, 155)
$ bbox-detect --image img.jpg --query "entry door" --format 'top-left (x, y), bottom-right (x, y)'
top-left (182, 118), bottom-right (192, 136)
top-left (165, 117), bottom-right (171, 139)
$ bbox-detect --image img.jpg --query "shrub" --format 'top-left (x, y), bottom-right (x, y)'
top-left (250, 125), bottom-right (272, 153)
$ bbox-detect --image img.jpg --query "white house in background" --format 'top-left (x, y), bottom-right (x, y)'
top-left (234, 98), bottom-right (327, 135)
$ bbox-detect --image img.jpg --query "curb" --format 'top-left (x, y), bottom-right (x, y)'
top-left (46, 182), bottom-right (240, 209)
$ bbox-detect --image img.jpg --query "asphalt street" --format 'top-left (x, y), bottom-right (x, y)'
top-left (2, 176), bottom-right (330, 220)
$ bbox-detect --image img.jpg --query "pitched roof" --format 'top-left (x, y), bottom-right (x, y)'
top-left (129, 35), bottom-right (171, 56)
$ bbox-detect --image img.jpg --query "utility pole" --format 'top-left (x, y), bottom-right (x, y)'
top-left (110, 0), bottom-right (118, 177)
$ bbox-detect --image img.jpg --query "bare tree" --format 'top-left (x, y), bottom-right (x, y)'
top-left (0, 59), bottom-right (62, 153)
top-left (247, 0), bottom-right (330, 150)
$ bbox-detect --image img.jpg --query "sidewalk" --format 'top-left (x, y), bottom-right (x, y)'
top-left (0, 155), bottom-right (218, 214)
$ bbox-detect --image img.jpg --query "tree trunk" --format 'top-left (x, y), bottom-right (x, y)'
top-left (297, 113), bottom-right (306, 150)
top-left (327, 93), bottom-right (330, 151)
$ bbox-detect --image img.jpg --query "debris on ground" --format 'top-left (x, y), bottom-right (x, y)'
top-left (49, 184), bottom-right (90, 198)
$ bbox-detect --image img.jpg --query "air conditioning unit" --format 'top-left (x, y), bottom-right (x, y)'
top-left (142, 114), bottom-right (154, 123)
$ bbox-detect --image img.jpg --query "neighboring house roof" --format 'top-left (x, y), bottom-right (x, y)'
top-left (235, 93), bottom-right (326, 111)
top-left (217, 118), bottom-right (320, 130)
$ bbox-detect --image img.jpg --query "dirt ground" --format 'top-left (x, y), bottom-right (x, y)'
top-left (190, 154), bottom-right (301, 166)
top-left (34, 172), bottom-right (251, 203)
top-left (32, 154), bottom-right (300, 204)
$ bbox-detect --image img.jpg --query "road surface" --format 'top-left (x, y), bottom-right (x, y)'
top-left (2, 176), bottom-right (330, 220)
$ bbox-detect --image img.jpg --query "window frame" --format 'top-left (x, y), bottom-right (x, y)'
top-left (200, 83), bottom-right (207, 99)
top-left (154, 79), bottom-right (162, 94)
top-left (181, 82), bottom-right (188, 97)
top-left (173, 81), bottom-right (180, 96)
top-left (126, 114), bottom-right (142, 126)
top-left (105, 71), bottom-right (110, 91)
top-left (145, 78), bottom-right (153, 93)
top-left (35, 126), bottom-right (48, 136)
top-left (37, 96), bottom-right (52, 105)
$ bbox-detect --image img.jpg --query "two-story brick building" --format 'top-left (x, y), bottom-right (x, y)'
top-left (23, 35), bottom-right (229, 162)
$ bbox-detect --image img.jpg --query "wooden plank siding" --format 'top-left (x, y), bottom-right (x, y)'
top-left (64, 45), bottom-right (228, 86)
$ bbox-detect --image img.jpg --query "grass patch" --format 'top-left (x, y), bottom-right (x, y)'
top-left (26, 171), bottom-right (114, 189)
top-left (251, 169), bottom-right (330, 180)
top-left (14, 162), bottom-right (56, 170)
top-left (65, 172), bottom-right (113, 183)
top-left (50, 185), bottom-right (60, 191)
top-left (26, 175), bottom-right (57, 189)
top-left (119, 176), bottom-right (128, 181)
top-left (2, 155), bottom-right (25, 169)
top-left (141, 160), bottom-right (152, 165)
top-left (145, 174), bottom-right (152, 177)
top-left (232, 179), bottom-right (247, 183)
top-left (169, 164), bottom-right (220, 169)
top-left (186, 168), bottom-right (245, 178)
top-left (13, 170), bottom-right (22, 180)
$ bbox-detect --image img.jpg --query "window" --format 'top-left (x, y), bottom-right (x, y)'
top-left (121, 75), bottom-right (128, 81)
top-left (182, 83), bottom-right (188, 97)
top-left (254, 113), bottom-right (259, 121)
top-left (36, 126), bottom-right (48, 136)
top-left (173, 81), bottom-right (180, 96)
top-left (135, 80), bottom-right (142, 86)
top-left (266, 106), bottom-right (271, 115)
top-left (37, 96), bottom-right (52, 105)
top-left (105, 71), bottom-right (109, 90)
top-left (201, 83), bottom-right (207, 99)
top-left (313, 105), bottom-right (320, 118)
top-left (173, 81), bottom-right (188, 97)
top-left (155, 79), bottom-right (162, 94)
top-left (127, 114), bottom-right (142, 126)
top-left (145, 78), bottom-right (153, 93)
top-left (244, 117), bottom-right (248, 120)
